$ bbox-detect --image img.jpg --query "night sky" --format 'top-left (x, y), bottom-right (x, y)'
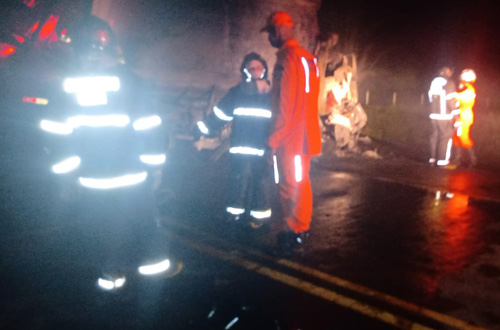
top-left (318, 0), bottom-right (500, 89)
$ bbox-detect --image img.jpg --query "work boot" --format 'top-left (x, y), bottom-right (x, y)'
top-left (276, 230), bottom-right (309, 257)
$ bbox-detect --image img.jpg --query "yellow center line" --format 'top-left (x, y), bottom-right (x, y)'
top-left (167, 230), bottom-right (434, 330)
top-left (167, 221), bottom-right (490, 330)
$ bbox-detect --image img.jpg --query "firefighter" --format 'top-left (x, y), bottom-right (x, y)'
top-left (39, 15), bottom-right (176, 290)
top-left (197, 52), bottom-right (273, 228)
top-left (261, 12), bottom-right (321, 254)
top-left (428, 67), bottom-right (457, 167)
top-left (452, 69), bottom-right (477, 167)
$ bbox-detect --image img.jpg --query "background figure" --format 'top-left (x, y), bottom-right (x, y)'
top-left (196, 52), bottom-right (273, 228)
top-left (452, 69), bottom-right (477, 167)
top-left (428, 67), bottom-right (456, 167)
top-left (261, 12), bottom-right (321, 255)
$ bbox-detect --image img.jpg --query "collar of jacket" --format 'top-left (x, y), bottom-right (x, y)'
top-left (280, 38), bottom-right (299, 50)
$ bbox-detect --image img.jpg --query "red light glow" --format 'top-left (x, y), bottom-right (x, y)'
top-left (14, 34), bottom-right (25, 43)
top-left (24, 0), bottom-right (36, 7)
top-left (0, 43), bottom-right (16, 57)
top-left (39, 15), bottom-right (60, 40)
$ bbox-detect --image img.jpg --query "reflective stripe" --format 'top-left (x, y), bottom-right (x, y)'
top-left (52, 156), bottom-right (81, 174)
top-left (313, 58), bottom-right (319, 78)
top-left (429, 158), bottom-right (436, 163)
top-left (23, 97), bottom-right (48, 105)
top-left (63, 76), bottom-right (120, 107)
top-left (429, 113), bottom-right (453, 120)
top-left (214, 106), bottom-right (233, 121)
top-left (273, 155), bottom-right (279, 184)
top-left (457, 126), bottom-right (462, 137)
top-left (140, 154), bottom-right (166, 165)
top-left (446, 92), bottom-right (457, 100)
top-left (133, 115), bottom-right (161, 131)
top-left (243, 68), bottom-right (252, 82)
top-left (229, 147), bottom-right (264, 156)
top-left (301, 57), bottom-right (310, 93)
top-left (260, 69), bottom-right (266, 79)
top-left (197, 121), bottom-right (209, 134)
top-left (67, 114), bottom-right (130, 128)
top-left (295, 155), bottom-right (303, 182)
top-left (233, 108), bottom-right (272, 118)
top-left (138, 259), bottom-right (170, 275)
top-left (98, 277), bottom-right (126, 290)
top-left (79, 172), bottom-right (147, 189)
top-left (437, 160), bottom-right (449, 166)
top-left (451, 109), bottom-right (461, 116)
top-left (226, 207), bottom-right (245, 215)
top-left (250, 209), bottom-right (272, 219)
top-left (437, 139), bottom-right (452, 166)
top-left (40, 119), bottom-right (73, 135)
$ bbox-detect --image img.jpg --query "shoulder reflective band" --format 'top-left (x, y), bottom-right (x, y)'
top-left (138, 259), bottom-right (170, 275)
top-left (301, 57), bottom-right (310, 93)
top-left (23, 97), bottom-right (48, 105)
top-left (295, 155), bottom-right (303, 182)
top-left (63, 76), bottom-right (120, 107)
top-left (140, 154), bottom-right (166, 165)
top-left (313, 58), bottom-right (320, 78)
top-left (79, 172), bottom-right (147, 189)
top-left (273, 155), bottom-right (279, 184)
top-left (229, 147), bottom-right (264, 156)
top-left (133, 115), bottom-right (161, 131)
top-left (213, 106), bottom-right (233, 121)
top-left (250, 209), bottom-right (272, 219)
top-left (227, 207), bottom-right (245, 215)
top-left (40, 119), bottom-right (73, 135)
top-left (233, 108), bottom-right (272, 118)
top-left (197, 121), bottom-right (209, 134)
top-left (52, 156), bottom-right (81, 174)
top-left (67, 114), bottom-right (130, 128)
top-left (98, 277), bottom-right (126, 290)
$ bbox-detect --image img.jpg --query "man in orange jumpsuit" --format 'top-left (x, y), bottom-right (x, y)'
top-left (261, 12), bottom-right (321, 254)
top-left (453, 69), bottom-right (477, 167)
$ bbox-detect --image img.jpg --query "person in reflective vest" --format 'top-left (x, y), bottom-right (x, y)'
top-left (261, 12), bottom-right (321, 254)
top-left (452, 69), bottom-right (477, 167)
top-left (428, 67), bottom-right (457, 167)
top-left (39, 16), bottom-right (174, 289)
top-left (197, 52), bottom-right (273, 226)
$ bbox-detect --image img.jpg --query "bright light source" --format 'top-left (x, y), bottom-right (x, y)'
top-left (250, 209), bottom-right (272, 219)
top-left (40, 119), bottom-right (73, 135)
top-left (114, 277), bottom-right (126, 288)
top-left (52, 156), bottom-right (81, 174)
top-left (79, 172), bottom-right (147, 189)
top-left (197, 121), bottom-right (209, 134)
top-left (133, 115), bottom-right (161, 131)
top-left (140, 154), bottom-right (166, 165)
top-left (67, 114), bottom-right (130, 128)
top-left (138, 259), bottom-right (170, 275)
top-left (294, 155), bottom-right (302, 182)
top-left (97, 277), bottom-right (126, 290)
top-left (233, 108), bottom-right (272, 118)
top-left (225, 317), bottom-right (239, 329)
top-left (229, 147), bottom-right (264, 156)
top-left (63, 76), bottom-right (120, 106)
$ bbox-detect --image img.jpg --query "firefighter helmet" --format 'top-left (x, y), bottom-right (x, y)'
top-left (460, 69), bottom-right (476, 83)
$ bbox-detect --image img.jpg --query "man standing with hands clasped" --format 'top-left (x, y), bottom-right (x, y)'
top-left (261, 11), bottom-right (321, 255)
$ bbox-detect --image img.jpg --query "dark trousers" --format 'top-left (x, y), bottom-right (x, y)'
top-left (429, 119), bottom-right (453, 164)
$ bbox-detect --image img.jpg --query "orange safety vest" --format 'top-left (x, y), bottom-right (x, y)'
top-left (453, 83), bottom-right (475, 149)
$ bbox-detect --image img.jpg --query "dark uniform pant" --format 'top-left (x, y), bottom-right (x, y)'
top-left (430, 119), bottom-right (453, 165)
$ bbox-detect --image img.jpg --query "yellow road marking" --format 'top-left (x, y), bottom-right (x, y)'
top-left (168, 230), bottom-right (434, 330)
top-left (167, 221), bottom-right (490, 330)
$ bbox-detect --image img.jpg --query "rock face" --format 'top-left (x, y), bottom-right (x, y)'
top-left (92, 0), bottom-right (320, 90)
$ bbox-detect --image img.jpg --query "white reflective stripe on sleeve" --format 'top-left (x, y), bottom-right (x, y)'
top-left (429, 113), bottom-right (453, 120)
top-left (52, 156), bottom-right (81, 174)
top-left (226, 207), bottom-right (245, 215)
top-left (214, 106), bottom-right (233, 121)
top-left (294, 155), bottom-right (303, 182)
top-left (273, 155), bottom-right (279, 184)
top-left (79, 172), bottom-right (147, 189)
top-left (243, 68), bottom-right (252, 82)
top-left (250, 209), bottom-right (272, 219)
top-left (140, 154), bottom-right (166, 165)
top-left (301, 57), bottom-right (310, 93)
top-left (197, 121), bottom-right (209, 134)
top-left (233, 108), bottom-right (272, 118)
top-left (313, 58), bottom-right (319, 77)
top-left (138, 259), bottom-right (170, 275)
top-left (229, 147), bottom-right (264, 156)
top-left (133, 115), bottom-right (161, 131)
top-left (40, 119), bottom-right (73, 135)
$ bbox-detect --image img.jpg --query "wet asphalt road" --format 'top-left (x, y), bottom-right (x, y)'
top-left (2, 142), bottom-right (500, 329)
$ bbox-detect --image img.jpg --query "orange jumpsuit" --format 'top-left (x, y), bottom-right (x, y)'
top-left (269, 39), bottom-right (321, 233)
top-left (453, 83), bottom-right (475, 149)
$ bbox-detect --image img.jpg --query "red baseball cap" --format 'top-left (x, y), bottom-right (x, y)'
top-left (260, 11), bottom-right (294, 32)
